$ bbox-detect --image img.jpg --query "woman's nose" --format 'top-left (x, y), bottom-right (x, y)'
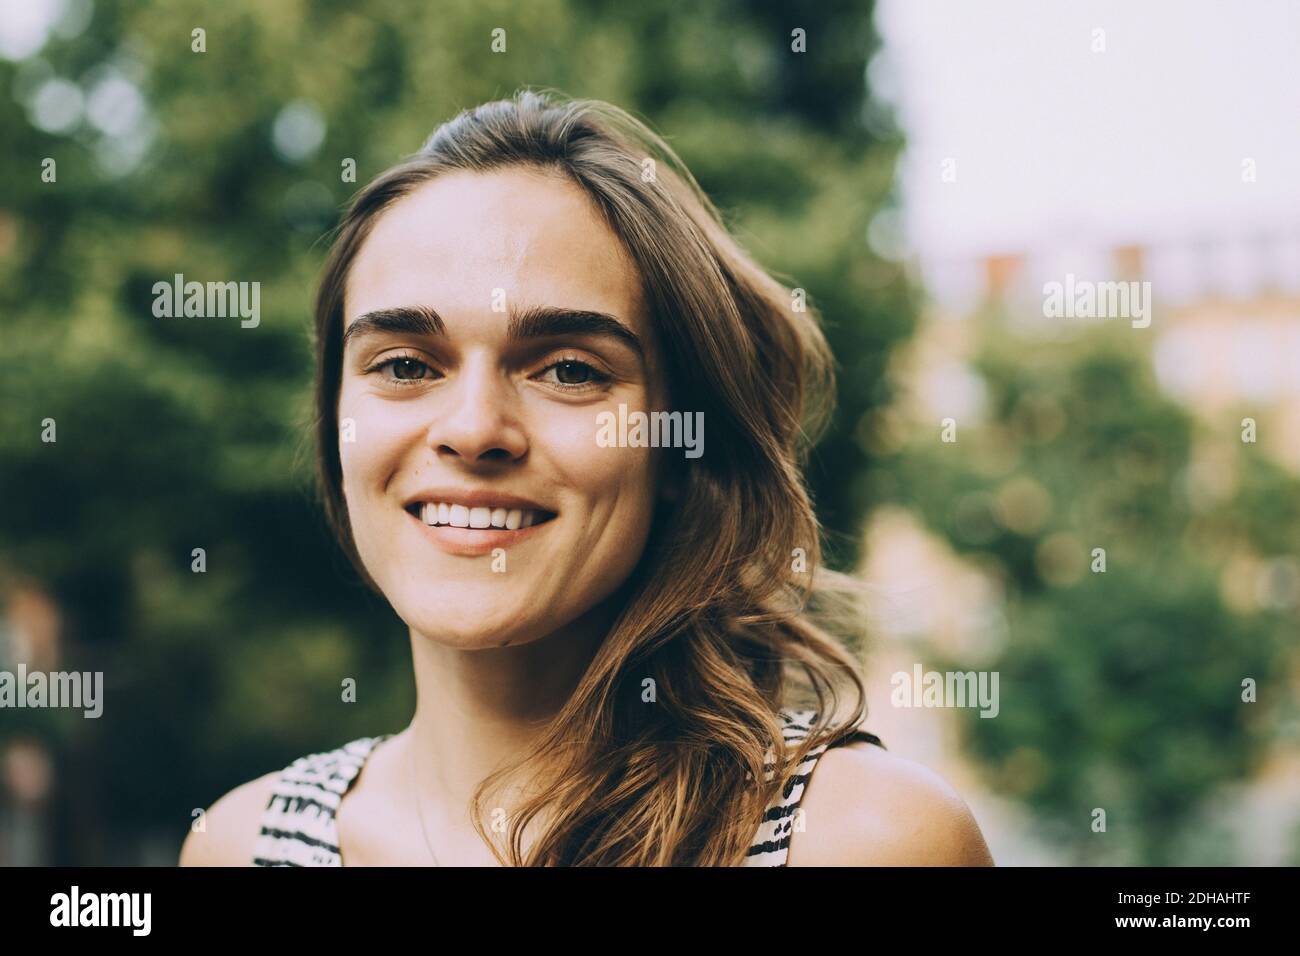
top-left (423, 356), bottom-right (528, 464)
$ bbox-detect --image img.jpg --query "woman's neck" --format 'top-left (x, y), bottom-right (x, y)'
top-left (402, 600), bottom-right (615, 835)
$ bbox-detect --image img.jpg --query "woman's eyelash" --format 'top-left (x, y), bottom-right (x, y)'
top-left (536, 358), bottom-right (612, 391)
top-left (362, 353), bottom-right (612, 391)
top-left (365, 354), bottom-right (435, 383)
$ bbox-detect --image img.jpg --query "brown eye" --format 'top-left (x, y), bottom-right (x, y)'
top-left (535, 357), bottom-right (611, 392)
top-left (365, 355), bottom-right (437, 385)
top-left (389, 357), bottom-right (429, 380)
top-left (554, 361), bottom-right (593, 385)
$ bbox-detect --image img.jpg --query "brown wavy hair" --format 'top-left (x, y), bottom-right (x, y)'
top-left (312, 88), bottom-right (873, 865)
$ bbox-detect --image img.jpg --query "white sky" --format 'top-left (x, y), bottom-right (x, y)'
top-left (873, 0), bottom-right (1300, 264)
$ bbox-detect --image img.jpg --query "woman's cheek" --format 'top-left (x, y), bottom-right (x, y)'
top-left (335, 383), bottom-right (368, 476)
top-left (337, 395), bottom-right (414, 521)
top-left (539, 405), bottom-right (643, 494)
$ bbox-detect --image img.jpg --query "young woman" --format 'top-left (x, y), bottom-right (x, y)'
top-left (180, 90), bottom-right (993, 867)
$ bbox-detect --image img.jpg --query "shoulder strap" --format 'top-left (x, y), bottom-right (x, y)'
top-left (251, 735), bottom-right (390, 866)
top-left (837, 728), bottom-right (886, 749)
top-left (742, 707), bottom-right (883, 866)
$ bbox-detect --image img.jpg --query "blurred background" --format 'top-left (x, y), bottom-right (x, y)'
top-left (0, 0), bottom-right (1296, 865)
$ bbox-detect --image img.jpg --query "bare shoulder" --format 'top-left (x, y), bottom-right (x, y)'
top-left (786, 741), bottom-right (995, 866)
top-left (178, 770), bottom-right (282, 867)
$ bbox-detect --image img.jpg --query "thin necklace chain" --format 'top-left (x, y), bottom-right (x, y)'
top-left (407, 732), bottom-right (442, 866)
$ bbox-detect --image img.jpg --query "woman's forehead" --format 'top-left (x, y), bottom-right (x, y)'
top-left (345, 167), bottom-right (646, 330)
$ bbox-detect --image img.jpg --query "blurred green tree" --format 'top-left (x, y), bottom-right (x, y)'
top-left (0, 0), bottom-right (912, 862)
top-left (873, 313), bottom-right (1297, 864)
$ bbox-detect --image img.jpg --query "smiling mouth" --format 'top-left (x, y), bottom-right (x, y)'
top-left (403, 501), bottom-right (558, 530)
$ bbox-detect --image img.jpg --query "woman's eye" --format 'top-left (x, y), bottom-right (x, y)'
top-left (539, 360), bottom-right (609, 390)
top-left (365, 355), bottom-right (605, 391)
top-left (370, 356), bottom-right (434, 382)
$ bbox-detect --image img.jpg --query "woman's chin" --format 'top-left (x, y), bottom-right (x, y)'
top-left (399, 604), bottom-right (548, 649)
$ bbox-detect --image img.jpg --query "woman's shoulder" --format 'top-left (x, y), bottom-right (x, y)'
top-left (179, 735), bottom-right (387, 867)
top-left (179, 769), bottom-right (283, 866)
top-left (786, 733), bottom-right (995, 866)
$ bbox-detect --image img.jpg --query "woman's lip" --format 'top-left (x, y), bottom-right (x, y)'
top-left (406, 508), bottom-right (556, 556)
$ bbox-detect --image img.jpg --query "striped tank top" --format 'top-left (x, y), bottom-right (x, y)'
top-left (252, 706), bottom-right (884, 866)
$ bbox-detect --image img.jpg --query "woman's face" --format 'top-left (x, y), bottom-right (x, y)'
top-left (338, 166), bottom-right (667, 648)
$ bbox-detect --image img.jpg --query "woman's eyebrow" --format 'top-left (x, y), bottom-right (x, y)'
top-left (342, 304), bottom-right (644, 360)
top-left (342, 306), bottom-right (443, 349)
top-left (509, 305), bottom-right (644, 359)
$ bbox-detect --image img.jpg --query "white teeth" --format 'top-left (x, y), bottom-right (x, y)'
top-left (415, 501), bottom-right (550, 530)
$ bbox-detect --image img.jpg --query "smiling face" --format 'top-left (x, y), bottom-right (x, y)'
top-left (337, 166), bottom-right (668, 648)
